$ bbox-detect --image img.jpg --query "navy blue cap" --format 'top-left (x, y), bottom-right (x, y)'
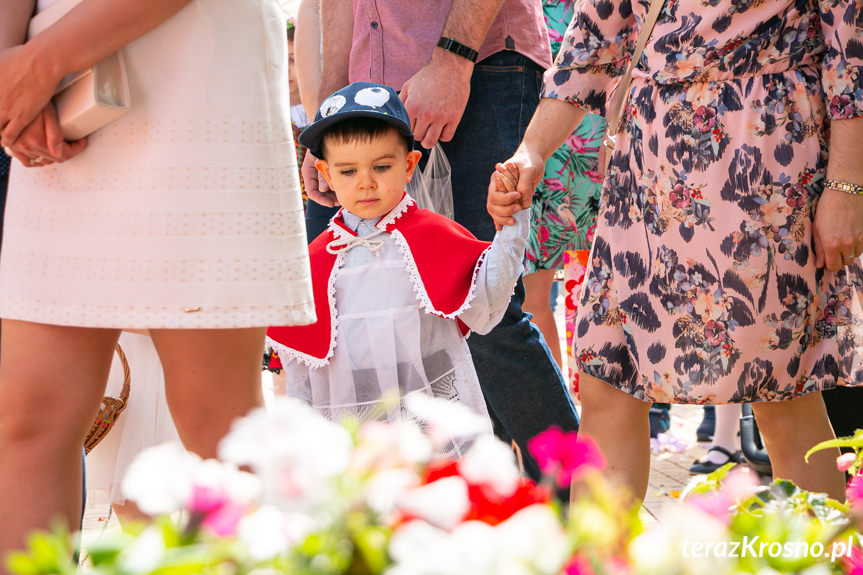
top-left (299, 82), bottom-right (414, 158)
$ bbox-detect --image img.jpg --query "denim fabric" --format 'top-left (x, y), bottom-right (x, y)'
top-left (305, 198), bottom-right (338, 242)
top-left (304, 51), bottom-right (580, 487)
top-left (439, 51), bottom-right (579, 485)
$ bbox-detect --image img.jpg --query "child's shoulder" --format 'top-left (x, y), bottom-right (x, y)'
top-left (403, 207), bottom-right (475, 239)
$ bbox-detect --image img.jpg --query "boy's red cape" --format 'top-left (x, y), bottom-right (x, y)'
top-left (267, 194), bottom-right (492, 368)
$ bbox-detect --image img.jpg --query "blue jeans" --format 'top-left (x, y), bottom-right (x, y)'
top-left (305, 51), bottom-right (579, 486)
top-left (443, 50), bottom-right (579, 485)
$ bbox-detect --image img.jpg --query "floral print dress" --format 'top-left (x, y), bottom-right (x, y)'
top-left (543, 0), bottom-right (863, 403)
top-left (526, 0), bottom-right (607, 274)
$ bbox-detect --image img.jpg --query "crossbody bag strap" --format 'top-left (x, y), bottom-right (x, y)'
top-left (605, 0), bottom-right (666, 139)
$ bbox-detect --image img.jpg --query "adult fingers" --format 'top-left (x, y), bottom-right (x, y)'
top-left (420, 122), bottom-right (443, 150)
top-left (43, 105), bottom-right (65, 158)
top-left (822, 237), bottom-right (845, 272)
top-left (439, 121), bottom-right (458, 143)
top-left (59, 137), bottom-right (88, 162)
top-left (813, 225), bottom-right (825, 269)
top-left (515, 165), bottom-right (538, 208)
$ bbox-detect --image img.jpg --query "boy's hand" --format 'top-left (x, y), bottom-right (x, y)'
top-left (487, 162), bottom-right (527, 230)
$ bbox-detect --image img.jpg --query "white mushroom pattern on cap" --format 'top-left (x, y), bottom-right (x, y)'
top-left (320, 94), bottom-right (346, 117)
top-left (354, 87), bottom-right (390, 108)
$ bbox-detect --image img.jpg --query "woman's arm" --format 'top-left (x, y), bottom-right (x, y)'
top-left (487, 98), bottom-right (587, 229)
top-left (1, 0), bottom-right (193, 146)
top-left (812, 117), bottom-right (863, 271)
top-left (295, 0), bottom-right (321, 120)
top-left (0, 0), bottom-right (34, 50)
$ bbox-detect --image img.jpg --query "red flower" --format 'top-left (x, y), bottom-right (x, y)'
top-left (421, 460), bottom-right (551, 526)
top-left (527, 427), bottom-right (606, 488)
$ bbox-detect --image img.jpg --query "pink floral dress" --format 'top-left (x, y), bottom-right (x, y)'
top-left (543, 0), bottom-right (863, 403)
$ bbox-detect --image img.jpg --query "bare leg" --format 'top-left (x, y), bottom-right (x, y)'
top-left (149, 328), bottom-right (265, 458)
top-left (112, 501), bottom-right (147, 529)
top-left (522, 270), bottom-right (562, 367)
top-left (0, 321), bottom-right (119, 567)
top-left (752, 392), bottom-right (845, 500)
top-left (575, 372), bottom-right (652, 502)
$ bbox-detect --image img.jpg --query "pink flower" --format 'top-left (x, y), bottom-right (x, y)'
top-left (585, 170), bottom-right (604, 184)
top-left (563, 555), bottom-right (595, 575)
top-left (202, 499), bottom-right (249, 537)
top-left (188, 483), bottom-right (230, 516)
top-left (844, 545), bottom-right (863, 575)
top-left (543, 178), bottom-right (565, 192)
top-left (565, 135), bottom-right (587, 153)
top-left (187, 483), bottom-right (249, 537)
top-left (689, 492), bottom-right (733, 525)
top-left (847, 473), bottom-right (863, 510)
top-left (838, 453), bottom-right (857, 473)
top-left (703, 319), bottom-right (727, 346)
top-left (527, 427), bottom-right (606, 488)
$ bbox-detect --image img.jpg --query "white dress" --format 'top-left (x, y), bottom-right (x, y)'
top-left (85, 332), bottom-right (179, 506)
top-left (0, 0), bottom-right (314, 329)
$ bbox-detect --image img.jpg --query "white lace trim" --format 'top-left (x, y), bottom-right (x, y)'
top-left (269, 250), bottom-right (344, 368)
top-left (390, 230), bottom-right (492, 323)
top-left (327, 208), bottom-right (352, 240)
top-left (376, 194), bottom-right (415, 230)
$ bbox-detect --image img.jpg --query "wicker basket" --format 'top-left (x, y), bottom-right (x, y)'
top-left (84, 342), bottom-right (131, 454)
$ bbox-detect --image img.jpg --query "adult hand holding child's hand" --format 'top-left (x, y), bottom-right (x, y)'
top-left (487, 162), bottom-right (525, 231)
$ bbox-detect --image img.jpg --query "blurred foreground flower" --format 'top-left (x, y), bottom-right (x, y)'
top-left (527, 427), bottom-right (605, 488)
top-left (8, 400), bottom-right (863, 575)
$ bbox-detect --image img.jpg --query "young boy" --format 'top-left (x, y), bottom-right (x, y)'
top-left (267, 82), bottom-right (530, 445)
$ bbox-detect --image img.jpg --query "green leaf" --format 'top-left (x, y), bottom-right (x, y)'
top-left (805, 430), bottom-right (863, 462)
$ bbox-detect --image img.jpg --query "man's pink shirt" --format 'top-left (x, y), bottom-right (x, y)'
top-left (349, 0), bottom-right (553, 90)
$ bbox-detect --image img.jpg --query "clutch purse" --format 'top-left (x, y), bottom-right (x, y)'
top-left (28, 0), bottom-right (131, 140)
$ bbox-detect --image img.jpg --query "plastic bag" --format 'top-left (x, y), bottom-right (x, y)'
top-left (406, 143), bottom-right (455, 220)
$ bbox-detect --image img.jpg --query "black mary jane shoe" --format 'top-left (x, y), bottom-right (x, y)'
top-left (689, 445), bottom-right (743, 475)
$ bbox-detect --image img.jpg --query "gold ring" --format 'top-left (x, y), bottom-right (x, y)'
top-left (842, 254), bottom-right (857, 261)
top-left (28, 156), bottom-right (44, 165)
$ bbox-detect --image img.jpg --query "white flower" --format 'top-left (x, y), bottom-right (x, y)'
top-left (387, 508), bottom-right (567, 575)
top-left (404, 394), bottom-right (492, 450)
top-left (457, 434), bottom-right (520, 497)
top-left (495, 505), bottom-right (570, 574)
top-left (219, 398), bottom-right (352, 512)
top-left (117, 526), bottom-right (165, 574)
top-left (121, 442), bottom-right (199, 515)
top-left (628, 504), bottom-right (730, 575)
top-left (365, 468), bottom-right (421, 515)
top-left (351, 420), bottom-right (432, 473)
top-left (397, 476), bottom-right (470, 530)
top-left (238, 506), bottom-right (316, 561)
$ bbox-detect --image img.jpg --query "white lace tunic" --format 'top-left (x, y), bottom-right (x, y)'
top-left (268, 202), bottom-right (530, 433)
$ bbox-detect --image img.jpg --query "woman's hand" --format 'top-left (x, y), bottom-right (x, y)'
top-left (812, 187), bottom-right (863, 271)
top-left (4, 104), bottom-right (87, 168)
top-left (0, 44), bottom-right (63, 148)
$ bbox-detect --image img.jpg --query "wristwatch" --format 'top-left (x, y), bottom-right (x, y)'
top-left (436, 37), bottom-right (479, 63)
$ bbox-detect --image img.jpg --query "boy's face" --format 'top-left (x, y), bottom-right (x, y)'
top-left (316, 129), bottom-right (421, 220)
